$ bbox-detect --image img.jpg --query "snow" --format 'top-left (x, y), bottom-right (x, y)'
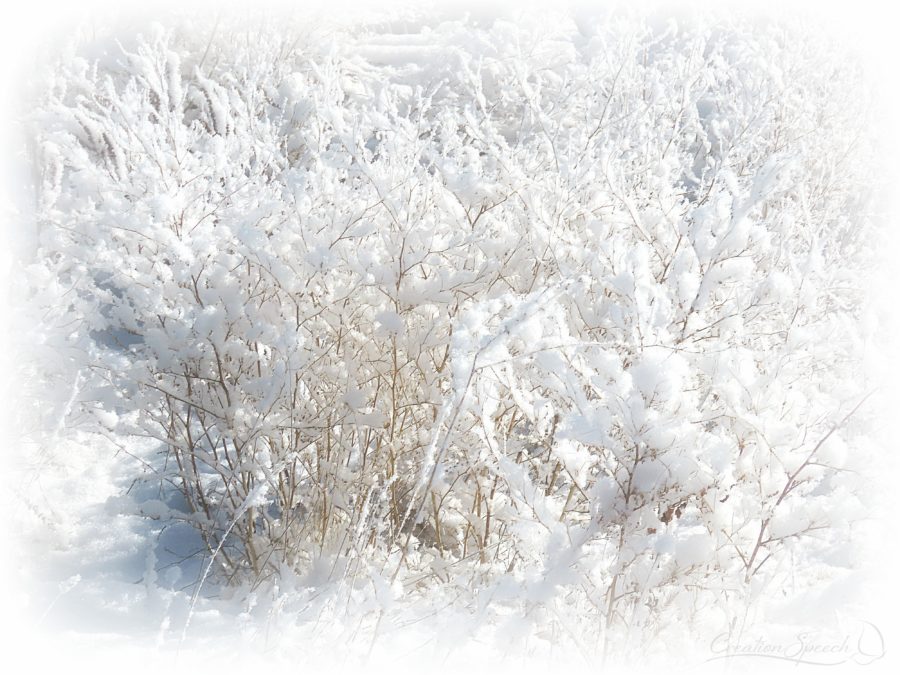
top-left (374, 309), bottom-right (404, 336)
top-left (4, 3), bottom-right (891, 673)
top-left (675, 532), bottom-right (714, 569)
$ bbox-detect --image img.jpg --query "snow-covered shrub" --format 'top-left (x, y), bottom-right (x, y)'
top-left (24, 10), bottom-right (879, 654)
